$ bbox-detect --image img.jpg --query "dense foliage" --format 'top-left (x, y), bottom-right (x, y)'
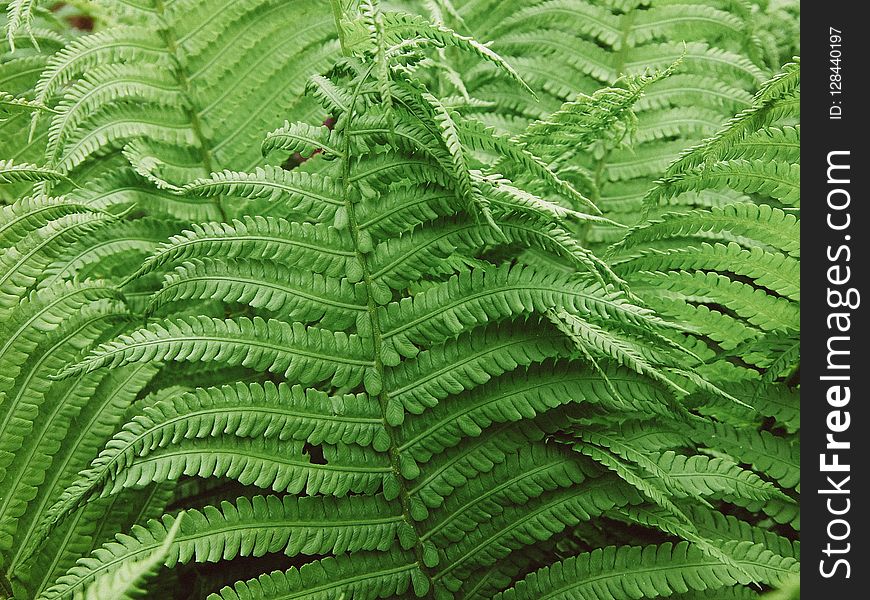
top-left (0, 1), bottom-right (799, 599)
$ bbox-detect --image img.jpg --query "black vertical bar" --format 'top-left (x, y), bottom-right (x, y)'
top-left (803, 2), bottom-right (867, 595)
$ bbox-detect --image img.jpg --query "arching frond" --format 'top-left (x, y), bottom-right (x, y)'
top-left (40, 495), bottom-right (405, 600)
top-left (60, 316), bottom-right (377, 390)
top-left (493, 541), bottom-right (797, 600)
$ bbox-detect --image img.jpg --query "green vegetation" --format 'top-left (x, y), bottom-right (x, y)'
top-left (0, 1), bottom-right (800, 599)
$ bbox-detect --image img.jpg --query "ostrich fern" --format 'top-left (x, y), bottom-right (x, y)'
top-left (1, 1), bottom-right (798, 599)
top-left (419, 0), bottom-right (780, 249)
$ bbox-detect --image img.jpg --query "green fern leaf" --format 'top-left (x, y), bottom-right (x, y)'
top-left (0, 159), bottom-right (72, 186)
top-left (494, 541), bottom-right (797, 600)
top-left (207, 551), bottom-right (418, 600)
top-left (39, 495), bottom-right (404, 600)
top-left (148, 258), bottom-right (367, 329)
top-left (58, 315), bottom-right (377, 390)
top-left (73, 511), bottom-right (183, 600)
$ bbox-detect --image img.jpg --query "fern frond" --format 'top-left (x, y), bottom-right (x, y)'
top-left (71, 167), bottom-right (221, 222)
top-left (38, 216), bottom-right (182, 289)
top-left (399, 366), bottom-right (678, 504)
top-left (665, 61), bottom-right (799, 175)
top-left (494, 1), bottom-right (622, 46)
top-left (355, 184), bottom-right (459, 239)
top-left (149, 258), bottom-right (366, 328)
top-left (409, 420), bottom-right (544, 511)
top-left (720, 126), bottom-right (799, 164)
top-left (10, 363), bottom-right (161, 580)
top-left (77, 436), bottom-right (391, 499)
top-left (379, 264), bottom-right (665, 358)
top-left (626, 5), bottom-right (747, 48)
top-left (261, 121), bottom-right (344, 159)
top-left (611, 203), bottom-right (799, 259)
top-left (0, 280), bottom-right (123, 401)
top-left (435, 474), bottom-right (641, 588)
top-left (1, 91), bottom-right (55, 116)
top-left (4, 0), bottom-right (41, 53)
top-left (549, 310), bottom-right (691, 397)
top-left (43, 381), bottom-right (389, 530)
top-left (0, 196), bottom-right (100, 251)
top-left (0, 209), bottom-right (120, 309)
top-left (73, 511), bottom-right (183, 600)
top-left (643, 451), bottom-right (789, 504)
top-left (0, 159), bottom-right (73, 186)
top-left (384, 322), bottom-right (574, 421)
top-left (493, 541), bottom-right (796, 600)
top-left (424, 444), bottom-right (594, 545)
top-left (45, 63), bottom-right (185, 164)
top-left (40, 495), bottom-right (404, 600)
top-left (634, 271), bottom-right (799, 333)
top-left (460, 118), bottom-right (598, 212)
top-left (683, 505), bottom-right (799, 561)
top-left (126, 217), bottom-right (360, 284)
top-left (612, 241), bottom-right (800, 302)
top-left (0, 299), bottom-right (130, 554)
top-left (179, 167), bottom-right (348, 223)
top-left (648, 160), bottom-right (799, 206)
top-left (352, 11), bottom-right (533, 94)
top-left (58, 316), bottom-right (377, 391)
top-left (208, 550), bottom-right (418, 600)
top-left (689, 421), bottom-right (799, 491)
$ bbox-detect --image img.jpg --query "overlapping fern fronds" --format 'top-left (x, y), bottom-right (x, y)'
top-left (417, 0), bottom-right (776, 249)
top-left (608, 57), bottom-right (801, 530)
top-left (0, 1), bottom-right (799, 599)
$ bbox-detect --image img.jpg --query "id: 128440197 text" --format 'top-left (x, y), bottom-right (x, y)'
top-left (828, 28), bottom-right (843, 119)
